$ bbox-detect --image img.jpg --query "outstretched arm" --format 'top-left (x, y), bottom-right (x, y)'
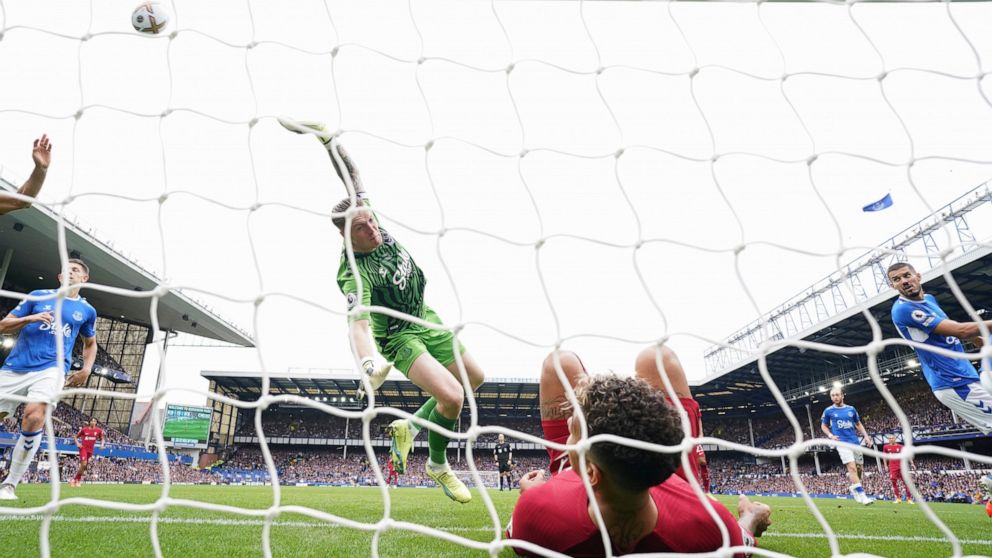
top-left (0, 135), bottom-right (52, 215)
top-left (328, 142), bottom-right (365, 197)
top-left (933, 319), bottom-right (992, 341)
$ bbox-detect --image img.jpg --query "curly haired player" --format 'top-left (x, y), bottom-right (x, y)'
top-left (507, 351), bottom-right (771, 556)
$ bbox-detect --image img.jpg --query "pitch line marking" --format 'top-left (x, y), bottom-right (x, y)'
top-left (0, 515), bottom-right (991, 545)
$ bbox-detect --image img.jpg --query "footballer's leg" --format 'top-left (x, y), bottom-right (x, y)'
top-left (407, 353), bottom-right (471, 503)
top-left (539, 351), bottom-right (589, 475)
top-left (1, 400), bottom-right (46, 500)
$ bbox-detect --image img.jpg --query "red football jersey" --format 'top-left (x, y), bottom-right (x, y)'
top-left (882, 443), bottom-right (905, 473)
top-left (77, 426), bottom-right (104, 449)
top-left (507, 470), bottom-right (754, 557)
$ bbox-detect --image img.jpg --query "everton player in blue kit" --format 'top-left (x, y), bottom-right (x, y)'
top-left (0, 259), bottom-right (98, 500)
top-left (888, 263), bottom-right (992, 435)
top-left (821, 387), bottom-right (874, 505)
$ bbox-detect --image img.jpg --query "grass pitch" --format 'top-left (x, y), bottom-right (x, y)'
top-left (1, 484), bottom-right (990, 557)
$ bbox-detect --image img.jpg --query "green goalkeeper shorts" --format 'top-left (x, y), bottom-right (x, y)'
top-left (379, 307), bottom-right (467, 375)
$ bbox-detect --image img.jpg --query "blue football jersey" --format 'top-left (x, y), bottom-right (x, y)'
top-left (891, 294), bottom-right (979, 391)
top-left (821, 405), bottom-right (862, 444)
top-left (2, 290), bottom-right (97, 373)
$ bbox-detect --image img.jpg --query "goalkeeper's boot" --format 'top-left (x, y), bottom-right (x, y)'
top-left (425, 461), bottom-right (471, 504)
top-left (389, 419), bottom-right (413, 474)
top-left (277, 116), bottom-right (332, 146)
top-left (0, 483), bottom-right (16, 501)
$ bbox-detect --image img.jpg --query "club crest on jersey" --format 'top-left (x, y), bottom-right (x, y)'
top-left (346, 293), bottom-right (358, 310)
top-left (72, 311), bottom-right (84, 322)
top-left (911, 310), bottom-right (927, 323)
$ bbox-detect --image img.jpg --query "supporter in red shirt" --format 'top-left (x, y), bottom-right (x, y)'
top-left (509, 350), bottom-right (772, 557)
top-left (72, 417), bottom-right (104, 487)
top-left (882, 434), bottom-right (914, 503)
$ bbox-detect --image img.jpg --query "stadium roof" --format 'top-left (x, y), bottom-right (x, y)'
top-left (690, 244), bottom-right (992, 416)
top-left (0, 174), bottom-right (254, 347)
top-left (202, 370), bottom-right (540, 417)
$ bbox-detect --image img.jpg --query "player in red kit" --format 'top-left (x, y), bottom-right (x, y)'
top-left (71, 418), bottom-right (105, 487)
top-left (385, 455), bottom-right (399, 488)
top-left (882, 434), bottom-right (914, 504)
top-left (508, 350), bottom-right (772, 557)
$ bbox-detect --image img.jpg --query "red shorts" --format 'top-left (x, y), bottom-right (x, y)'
top-left (79, 447), bottom-right (94, 462)
top-left (889, 469), bottom-right (906, 482)
top-left (665, 397), bottom-right (705, 486)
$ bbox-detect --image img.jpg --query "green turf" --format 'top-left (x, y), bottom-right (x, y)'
top-left (0, 485), bottom-right (989, 557)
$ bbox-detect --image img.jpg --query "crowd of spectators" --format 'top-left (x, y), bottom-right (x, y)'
top-left (712, 467), bottom-right (988, 503)
top-left (703, 381), bottom-right (977, 452)
top-left (234, 409), bottom-right (545, 446)
top-left (0, 401), bottom-right (137, 447)
top-left (212, 446), bottom-right (551, 487)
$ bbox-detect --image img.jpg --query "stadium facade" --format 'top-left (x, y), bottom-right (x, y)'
top-left (0, 171), bottom-right (253, 434)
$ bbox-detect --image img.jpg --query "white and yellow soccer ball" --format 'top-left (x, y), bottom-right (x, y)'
top-left (131, 2), bottom-right (169, 35)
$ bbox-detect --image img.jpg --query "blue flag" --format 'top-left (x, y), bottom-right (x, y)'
top-left (862, 193), bottom-right (893, 212)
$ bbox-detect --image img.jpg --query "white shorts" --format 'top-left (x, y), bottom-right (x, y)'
top-left (0, 368), bottom-right (62, 416)
top-left (934, 382), bottom-right (992, 435)
top-left (836, 446), bottom-right (864, 465)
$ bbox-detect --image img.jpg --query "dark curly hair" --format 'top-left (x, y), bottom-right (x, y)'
top-left (576, 375), bottom-right (684, 492)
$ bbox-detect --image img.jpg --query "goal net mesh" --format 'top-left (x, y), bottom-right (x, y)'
top-left (1, 0), bottom-right (992, 557)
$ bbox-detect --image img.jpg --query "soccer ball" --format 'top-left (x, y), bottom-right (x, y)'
top-left (131, 2), bottom-right (169, 35)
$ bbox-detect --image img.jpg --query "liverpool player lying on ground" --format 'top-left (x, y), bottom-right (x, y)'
top-left (71, 417), bottom-right (105, 487)
top-left (506, 350), bottom-right (771, 557)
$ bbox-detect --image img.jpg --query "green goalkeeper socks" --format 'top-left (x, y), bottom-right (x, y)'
top-left (411, 398), bottom-right (438, 434)
top-left (427, 407), bottom-right (457, 465)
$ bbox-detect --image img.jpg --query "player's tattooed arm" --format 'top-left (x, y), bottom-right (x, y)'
top-left (329, 141), bottom-right (365, 197)
top-left (539, 395), bottom-right (572, 421)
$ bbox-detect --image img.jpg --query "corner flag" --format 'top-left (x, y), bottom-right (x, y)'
top-left (862, 193), bottom-right (893, 212)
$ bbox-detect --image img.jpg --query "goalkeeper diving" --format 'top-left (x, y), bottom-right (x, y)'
top-left (279, 118), bottom-right (486, 504)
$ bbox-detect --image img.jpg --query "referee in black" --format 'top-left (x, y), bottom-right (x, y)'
top-left (494, 433), bottom-right (513, 491)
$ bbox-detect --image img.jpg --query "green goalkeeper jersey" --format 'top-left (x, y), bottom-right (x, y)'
top-left (336, 206), bottom-right (428, 340)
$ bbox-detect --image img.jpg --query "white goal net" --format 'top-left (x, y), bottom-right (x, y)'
top-left (1, 0), bottom-right (992, 557)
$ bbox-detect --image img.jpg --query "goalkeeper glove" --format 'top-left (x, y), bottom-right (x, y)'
top-left (356, 358), bottom-right (393, 401)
